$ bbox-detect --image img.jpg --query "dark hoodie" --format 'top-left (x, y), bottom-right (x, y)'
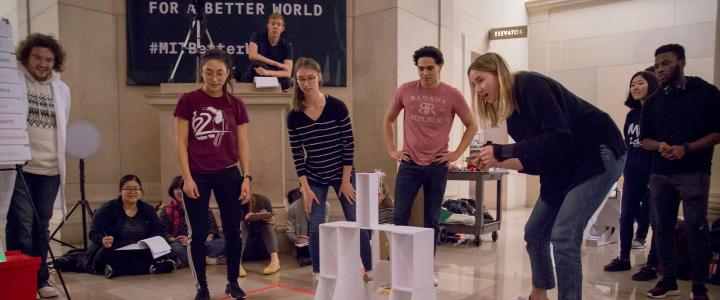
top-left (623, 107), bottom-right (651, 180)
top-left (640, 76), bottom-right (720, 175)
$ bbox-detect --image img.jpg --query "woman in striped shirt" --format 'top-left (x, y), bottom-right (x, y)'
top-left (286, 57), bottom-right (372, 281)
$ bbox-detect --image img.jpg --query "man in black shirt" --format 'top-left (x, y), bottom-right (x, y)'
top-left (240, 13), bottom-right (294, 90)
top-left (640, 44), bottom-right (720, 299)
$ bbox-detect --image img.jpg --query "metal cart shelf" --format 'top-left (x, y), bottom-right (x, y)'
top-left (442, 170), bottom-right (507, 246)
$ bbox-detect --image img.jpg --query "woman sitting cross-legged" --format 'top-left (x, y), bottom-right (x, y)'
top-left (81, 174), bottom-right (175, 278)
top-left (159, 176), bottom-right (226, 268)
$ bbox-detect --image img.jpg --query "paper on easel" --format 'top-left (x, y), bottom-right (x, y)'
top-left (0, 68), bottom-right (21, 83)
top-left (254, 76), bottom-right (280, 89)
top-left (0, 20), bottom-right (11, 38)
top-left (116, 236), bottom-right (171, 259)
top-left (0, 82), bottom-right (23, 98)
top-left (0, 52), bottom-right (15, 69)
top-left (0, 144), bottom-right (31, 164)
top-left (0, 129), bottom-right (30, 145)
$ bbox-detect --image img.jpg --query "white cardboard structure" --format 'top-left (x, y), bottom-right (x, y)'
top-left (584, 184), bottom-right (621, 246)
top-left (316, 173), bottom-right (436, 300)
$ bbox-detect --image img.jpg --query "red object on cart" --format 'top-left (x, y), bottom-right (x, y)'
top-left (0, 250), bottom-right (41, 300)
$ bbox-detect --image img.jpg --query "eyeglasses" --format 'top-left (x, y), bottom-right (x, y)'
top-left (122, 187), bottom-right (142, 192)
top-left (296, 76), bottom-right (318, 83)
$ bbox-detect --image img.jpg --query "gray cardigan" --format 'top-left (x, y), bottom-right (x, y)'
top-left (286, 199), bottom-right (329, 244)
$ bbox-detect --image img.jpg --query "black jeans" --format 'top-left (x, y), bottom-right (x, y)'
top-left (5, 172), bottom-right (60, 287)
top-left (393, 161), bottom-right (448, 254)
top-left (96, 248), bottom-right (157, 276)
top-left (619, 176), bottom-right (650, 259)
top-left (184, 167), bottom-right (244, 289)
top-left (650, 173), bottom-right (710, 285)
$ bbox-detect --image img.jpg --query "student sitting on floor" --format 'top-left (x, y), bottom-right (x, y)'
top-left (80, 175), bottom-right (175, 278)
top-left (240, 193), bottom-right (281, 276)
top-left (378, 179), bottom-right (394, 225)
top-left (285, 188), bottom-right (330, 267)
top-left (159, 176), bottom-right (225, 268)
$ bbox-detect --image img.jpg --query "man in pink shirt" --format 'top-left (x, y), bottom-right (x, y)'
top-left (383, 46), bottom-right (477, 284)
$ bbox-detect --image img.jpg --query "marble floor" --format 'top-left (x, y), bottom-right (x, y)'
top-left (45, 208), bottom-right (719, 300)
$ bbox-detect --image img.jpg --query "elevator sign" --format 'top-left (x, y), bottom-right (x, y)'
top-left (488, 26), bottom-right (528, 40)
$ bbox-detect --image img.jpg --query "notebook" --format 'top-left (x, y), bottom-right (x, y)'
top-left (116, 236), bottom-right (171, 259)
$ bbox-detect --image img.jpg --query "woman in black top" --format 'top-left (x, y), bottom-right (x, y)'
top-left (603, 71), bottom-right (659, 276)
top-left (82, 175), bottom-right (174, 278)
top-left (287, 57), bottom-right (372, 281)
top-left (468, 53), bottom-right (626, 300)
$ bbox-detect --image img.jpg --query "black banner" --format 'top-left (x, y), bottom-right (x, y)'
top-left (126, 0), bottom-right (347, 86)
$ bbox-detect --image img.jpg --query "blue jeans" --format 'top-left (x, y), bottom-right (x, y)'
top-left (619, 176), bottom-right (650, 259)
top-left (308, 175), bottom-right (372, 273)
top-left (393, 161), bottom-right (447, 253)
top-left (5, 171), bottom-right (60, 287)
top-left (524, 145), bottom-right (625, 300)
top-left (170, 238), bottom-right (225, 265)
top-left (650, 173), bottom-right (710, 286)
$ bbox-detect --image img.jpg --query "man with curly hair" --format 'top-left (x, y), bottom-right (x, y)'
top-left (3, 33), bottom-right (71, 298)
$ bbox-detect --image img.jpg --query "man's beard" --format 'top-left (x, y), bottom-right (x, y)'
top-left (661, 66), bottom-right (682, 87)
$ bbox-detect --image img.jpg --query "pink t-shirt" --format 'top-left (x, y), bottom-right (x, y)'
top-left (393, 81), bottom-right (470, 165)
top-left (174, 89), bottom-right (249, 174)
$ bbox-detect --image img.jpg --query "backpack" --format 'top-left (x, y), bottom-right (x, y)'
top-left (54, 248), bottom-right (87, 272)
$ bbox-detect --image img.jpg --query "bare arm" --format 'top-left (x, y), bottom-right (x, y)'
top-left (455, 108), bottom-right (478, 153)
top-left (237, 123), bottom-right (251, 202)
top-left (687, 132), bottom-right (720, 151)
top-left (248, 42), bottom-right (283, 68)
top-left (248, 42), bottom-right (292, 78)
top-left (434, 107), bottom-right (478, 163)
top-left (257, 59), bottom-right (293, 78)
top-left (495, 158), bottom-right (524, 171)
top-left (175, 118), bottom-right (192, 181)
top-left (175, 117), bottom-right (200, 198)
top-left (383, 102), bottom-right (410, 161)
top-left (642, 138), bottom-right (666, 152)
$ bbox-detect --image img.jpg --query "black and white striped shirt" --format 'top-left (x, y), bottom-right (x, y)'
top-left (287, 95), bottom-right (354, 186)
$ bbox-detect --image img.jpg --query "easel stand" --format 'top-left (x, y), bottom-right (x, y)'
top-left (168, 0), bottom-right (215, 83)
top-left (50, 159), bottom-right (93, 250)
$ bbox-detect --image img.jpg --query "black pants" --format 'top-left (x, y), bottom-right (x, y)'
top-left (619, 176), bottom-right (650, 259)
top-left (96, 248), bottom-right (155, 276)
top-left (184, 167), bottom-right (244, 289)
top-left (650, 173), bottom-right (710, 285)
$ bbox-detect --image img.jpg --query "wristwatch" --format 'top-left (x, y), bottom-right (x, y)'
top-left (243, 174), bottom-right (253, 182)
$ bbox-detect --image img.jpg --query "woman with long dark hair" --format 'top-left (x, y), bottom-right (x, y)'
top-left (468, 52), bottom-right (626, 300)
top-left (604, 71), bottom-right (659, 275)
top-left (174, 48), bottom-right (251, 300)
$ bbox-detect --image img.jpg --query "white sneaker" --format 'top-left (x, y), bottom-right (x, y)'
top-left (206, 257), bottom-right (218, 265)
top-left (631, 239), bottom-right (646, 249)
top-left (37, 283), bottom-right (60, 298)
top-left (433, 273), bottom-right (439, 286)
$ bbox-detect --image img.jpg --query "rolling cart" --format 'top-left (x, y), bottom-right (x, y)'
top-left (442, 170), bottom-right (507, 246)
